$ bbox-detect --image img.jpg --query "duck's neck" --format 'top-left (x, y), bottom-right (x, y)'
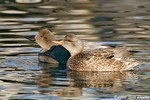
top-left (38, 42), bottom-right (53, 52)
top-left (64, 45), bottom-right (83, 57)
top-left (62, 39), bottom-right (84, 57)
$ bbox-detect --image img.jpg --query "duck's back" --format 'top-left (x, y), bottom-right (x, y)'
top-left (68, 48), bottom-right (138, 71)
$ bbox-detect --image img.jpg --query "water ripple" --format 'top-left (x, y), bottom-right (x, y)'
top-left (0, 0), bottom-right (150, 99)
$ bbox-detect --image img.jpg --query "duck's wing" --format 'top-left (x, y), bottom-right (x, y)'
top-left (111, 48), bottom-right (137, 61)
top-left (85, 48), bottom-right (115, 59)
top-left (68, 48), bottom-right (139, 71)
top-left (71, 48), bottom-right (115, 62)
top-left (75, 47), bottom-right (136, 62)
top-left (68, 48), bottom-right (123, 71)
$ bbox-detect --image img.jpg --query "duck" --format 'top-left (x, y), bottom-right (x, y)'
top-left (55, 33), bottom-right (140, 71)
top-left (25, 28), bottom-right (71, 64)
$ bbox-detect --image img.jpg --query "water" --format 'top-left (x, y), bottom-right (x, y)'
top-left (0, 0), bottom-right (150, 99)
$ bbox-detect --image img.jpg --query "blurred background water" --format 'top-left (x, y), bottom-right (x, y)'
top-left (0, 0), bottom-right (150, 100)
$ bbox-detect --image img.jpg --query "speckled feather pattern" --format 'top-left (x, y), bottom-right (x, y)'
top-left (68, 48), bottom-right (139, 71)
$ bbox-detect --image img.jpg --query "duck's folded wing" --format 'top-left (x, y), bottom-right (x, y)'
top-left (84, 48), bottom-right (115, 59)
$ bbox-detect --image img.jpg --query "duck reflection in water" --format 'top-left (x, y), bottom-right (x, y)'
top-left (36, 66), bottom-right (82, 97)
top-left (68, 71), bottom-right (138, 93)
top-left (35, 69), bottom-right (138, 96)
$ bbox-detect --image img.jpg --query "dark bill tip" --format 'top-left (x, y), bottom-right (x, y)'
top-left (24, 35), bottom-right (36, 41)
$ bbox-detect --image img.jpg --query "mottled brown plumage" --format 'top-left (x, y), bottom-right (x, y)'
top-left (62, 33), bottom-right (139, 71)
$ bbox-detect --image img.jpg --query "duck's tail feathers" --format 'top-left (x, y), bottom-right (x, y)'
top-left (122, 60), bottom-right (139, 71)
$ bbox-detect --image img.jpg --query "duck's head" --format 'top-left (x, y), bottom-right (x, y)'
top-left (63, 33), bottom-right (84, 56)
top-left (54, 33), bottom-right (84, 56)
top-left (35, 28), bottom-right (55, 51)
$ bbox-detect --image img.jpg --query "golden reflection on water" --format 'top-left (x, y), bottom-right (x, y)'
top-left (68, 71), bottom-right (138, 89)
top-left (15, 0), bottom-right (42, 3)
top-left (0, 0), bottom-right (150, 99)
top-left (34, 70), bottom-right (141, 99)
top-left (35, 70), bottom-right (149, 99)
top-left (0, 10), bottom-right (28, 14)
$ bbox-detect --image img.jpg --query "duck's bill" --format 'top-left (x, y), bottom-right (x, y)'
top-left (52, 40), bottom-right (63, 45)
top-left (24, 35), bottom-right (36, 41)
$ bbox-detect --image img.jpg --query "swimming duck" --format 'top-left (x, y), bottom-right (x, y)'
top-left (26, 28), bottom-right (71, 64)
top-left (56, 33), bottom-right (139, 71)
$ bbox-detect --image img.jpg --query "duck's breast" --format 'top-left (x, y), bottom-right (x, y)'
top-left (39, 45), bottom-right (71, 64)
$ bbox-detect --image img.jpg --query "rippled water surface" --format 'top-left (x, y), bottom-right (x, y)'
top-left (0, 0), bottom-right (150, 100)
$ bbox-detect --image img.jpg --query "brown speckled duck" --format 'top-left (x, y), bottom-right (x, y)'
top-left (56, 33), bottom-right (140, 71)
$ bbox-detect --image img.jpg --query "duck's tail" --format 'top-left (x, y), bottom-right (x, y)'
top-left (121, 60), bottom-right (139, 71)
